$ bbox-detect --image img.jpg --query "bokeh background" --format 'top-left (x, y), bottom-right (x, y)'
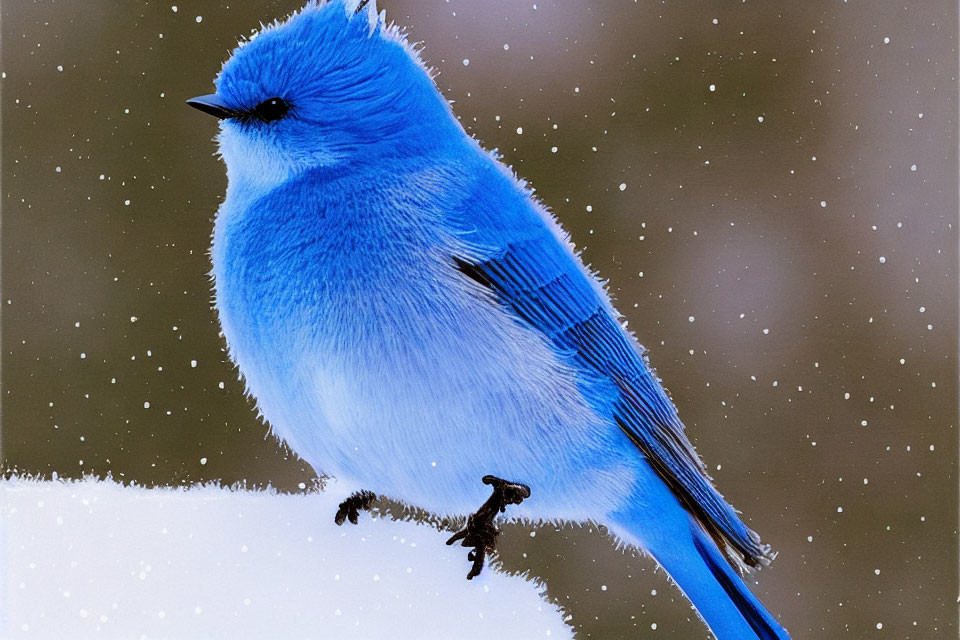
top-left (2, 1), bottom-right (957, 637)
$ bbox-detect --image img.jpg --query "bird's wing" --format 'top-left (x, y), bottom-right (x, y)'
top-left (445, 161), bottom-right (771, 569)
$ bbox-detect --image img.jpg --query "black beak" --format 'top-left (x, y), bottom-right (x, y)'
top-left (186, 94), bottom-right (235, 120)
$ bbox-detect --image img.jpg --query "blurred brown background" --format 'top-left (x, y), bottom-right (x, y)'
top-left (2, 1), bottom-right (957, 638)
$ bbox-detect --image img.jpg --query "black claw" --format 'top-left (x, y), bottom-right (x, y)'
top-left (334, 490), bottom-right (376, 526)
top-left (446, 475), bottom-right (531, 580)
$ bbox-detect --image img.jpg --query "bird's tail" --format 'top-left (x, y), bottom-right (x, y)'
top-left (607, 496), bottom-right (789, 639)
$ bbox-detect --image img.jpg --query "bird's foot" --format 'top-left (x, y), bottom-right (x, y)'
top-left (334, 490), bottom-right (377, 526)
top-left (446, 475), bottom-right (531, 580)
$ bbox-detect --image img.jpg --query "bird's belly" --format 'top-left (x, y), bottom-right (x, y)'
top-left (249, 280), bottom-right (638, 519)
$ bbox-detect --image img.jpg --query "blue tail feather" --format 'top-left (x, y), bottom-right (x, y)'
top-left (690, 526), bottom-right (789, 640)
top-left (608, 489), bottom-right (789, 640)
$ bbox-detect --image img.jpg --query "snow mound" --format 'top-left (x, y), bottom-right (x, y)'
top-left (0, 477), bottom-right (572, 639)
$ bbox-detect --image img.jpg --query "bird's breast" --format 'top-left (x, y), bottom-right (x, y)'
top-left (209, 175), bottom-right (635, 517)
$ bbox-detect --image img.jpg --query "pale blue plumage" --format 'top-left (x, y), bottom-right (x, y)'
top-left (195, 2), bottom-right (789, 638)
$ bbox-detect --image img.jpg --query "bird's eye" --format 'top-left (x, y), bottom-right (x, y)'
top-left (252, 97), bottom-right (290, 123)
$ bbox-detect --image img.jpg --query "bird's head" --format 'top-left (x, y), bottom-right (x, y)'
top-left (189, 0), bottom-right (461, 188)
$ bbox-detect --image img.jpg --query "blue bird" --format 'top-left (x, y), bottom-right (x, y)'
top-left (187, 2), bottom-right (789, 638)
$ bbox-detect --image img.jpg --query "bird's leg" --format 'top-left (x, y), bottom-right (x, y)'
top-left (334, 490), bottom-right (377, 526)
top-left (446, 475), bottom-right (531, 580)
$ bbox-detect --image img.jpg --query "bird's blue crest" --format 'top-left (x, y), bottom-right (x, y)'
top-left (212, 0), bottom-right (463, 182)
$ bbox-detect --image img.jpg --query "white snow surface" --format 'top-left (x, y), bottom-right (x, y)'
top-left (0, 476), bottom-right (572, 639)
